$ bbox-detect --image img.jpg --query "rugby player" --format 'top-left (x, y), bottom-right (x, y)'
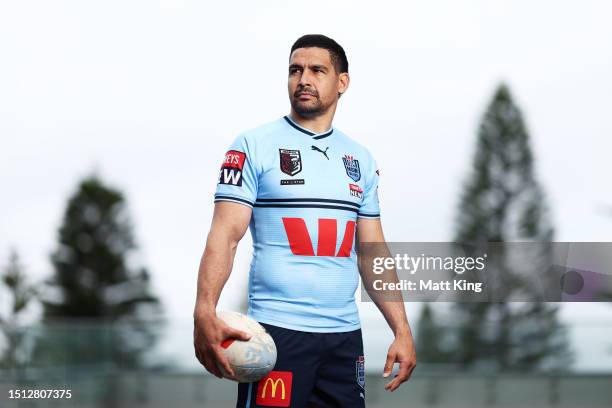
top-left (193, 34), bottom-right (416, 407)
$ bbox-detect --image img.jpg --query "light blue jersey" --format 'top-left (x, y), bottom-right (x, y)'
top-left (214, 116), bottom-right (380, 332)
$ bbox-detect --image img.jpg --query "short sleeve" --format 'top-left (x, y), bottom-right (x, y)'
top-left (357, 156), bottom-right (381, 219)
top-left (214, 134), bottom-right (259, 208)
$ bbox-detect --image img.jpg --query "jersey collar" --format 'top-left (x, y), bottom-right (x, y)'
top-left (283, 115), bottom-right (334, 140)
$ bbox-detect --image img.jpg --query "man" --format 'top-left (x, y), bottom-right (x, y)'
top-left (193, 34), bottom-right (416, 407)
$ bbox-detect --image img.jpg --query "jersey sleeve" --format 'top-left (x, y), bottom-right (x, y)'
top-left (214, 133), bottom-right (259, 208)
top-left (357, 155), bottom-right (381, 219)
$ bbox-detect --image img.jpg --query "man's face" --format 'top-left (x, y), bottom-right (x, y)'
top-left (288, 47), bottom-right (348, 118)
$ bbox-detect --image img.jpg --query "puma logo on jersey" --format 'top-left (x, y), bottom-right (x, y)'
top-left (311, 145), bottom-right (329, 160)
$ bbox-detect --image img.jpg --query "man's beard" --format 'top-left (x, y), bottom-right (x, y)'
top-left (291, 87), bottom-right (327, 118)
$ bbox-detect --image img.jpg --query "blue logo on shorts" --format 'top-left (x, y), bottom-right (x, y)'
top-left (356, 355), bottom-right (365, 389)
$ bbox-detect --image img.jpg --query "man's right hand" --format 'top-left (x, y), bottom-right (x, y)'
top-left (193, 312), bottom-right (252, 379)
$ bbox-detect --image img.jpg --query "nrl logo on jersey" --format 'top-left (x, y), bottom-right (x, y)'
top-left (342, 154), bottom-right (361, 182)
top-left (279, 149), bottom-right (302, 176)
top-left (349, 183), bottom-right (363, 199)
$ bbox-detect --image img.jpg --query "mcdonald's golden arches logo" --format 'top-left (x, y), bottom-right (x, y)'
top-left (255, 371), bottom-right (293, 407)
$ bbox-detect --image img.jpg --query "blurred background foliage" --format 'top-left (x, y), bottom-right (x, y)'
top-left (1, 175), bottom-right (164, 376)
top-left (417, 84), bottom-right (570, 372)
top-left (1, 84), bottom-right (610, 407)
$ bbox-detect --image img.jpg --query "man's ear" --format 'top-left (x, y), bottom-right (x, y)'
top-left (338, 72), bottom-right (350, 97)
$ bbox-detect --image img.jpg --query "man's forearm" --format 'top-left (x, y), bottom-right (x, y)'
top-left (193, 236), bottom-right (238, 319)
top-left (372, 292), bottom-right (411, 337)
top-left (358, 241), bottom-right (411, 337)
top-left (365, 264), bottom-right (411, 336)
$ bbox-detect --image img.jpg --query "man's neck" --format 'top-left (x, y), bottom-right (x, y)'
top-left (288, 109), bottom-right (335, 134)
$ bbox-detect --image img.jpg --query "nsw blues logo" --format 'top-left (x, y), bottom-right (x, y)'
top-left (342, 154), bottom-right (361, 182)
top-left (356, 355), bottom-right (365, 389)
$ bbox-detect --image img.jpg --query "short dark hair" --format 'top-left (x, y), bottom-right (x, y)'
top-left (290, 34), bottom-right (348, 74)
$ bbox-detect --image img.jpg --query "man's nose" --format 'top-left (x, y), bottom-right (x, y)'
top-left (298, 70), bottom-right (313, 87)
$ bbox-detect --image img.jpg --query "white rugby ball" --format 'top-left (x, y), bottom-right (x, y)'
top-left (216, 311), bottom-right (277, 383)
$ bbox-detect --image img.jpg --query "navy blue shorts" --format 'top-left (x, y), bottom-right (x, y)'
top-left (236, 322), bottom-right (366, 408)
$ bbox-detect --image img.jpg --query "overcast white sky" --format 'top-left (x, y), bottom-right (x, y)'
top-left (1, 1), bottom-right (611, 370)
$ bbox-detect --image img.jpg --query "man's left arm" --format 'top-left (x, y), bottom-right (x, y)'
top-left (356, 218), bottom-right (417, 392)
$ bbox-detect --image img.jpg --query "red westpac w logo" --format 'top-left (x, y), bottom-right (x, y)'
top-left (282, 218), bottom-right (356, 257)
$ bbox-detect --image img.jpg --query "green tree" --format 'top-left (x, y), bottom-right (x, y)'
top-left (35, 174), bottom-right (162, 370)
top-left (446, 83), bottom-right (569, 371)
top-left (0, 249), bottom-right (37, 371)
top-left (416, 303), bottom-right (452, 365)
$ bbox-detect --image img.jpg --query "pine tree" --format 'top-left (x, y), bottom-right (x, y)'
top-left (416, 303), bottom-right (452, 365)
top-left (446, 83), bottom-right (570, 371)
top-left (0, 249), bottom-right (37, 370)
top-left (35, 174), bottom-right (162, 370)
